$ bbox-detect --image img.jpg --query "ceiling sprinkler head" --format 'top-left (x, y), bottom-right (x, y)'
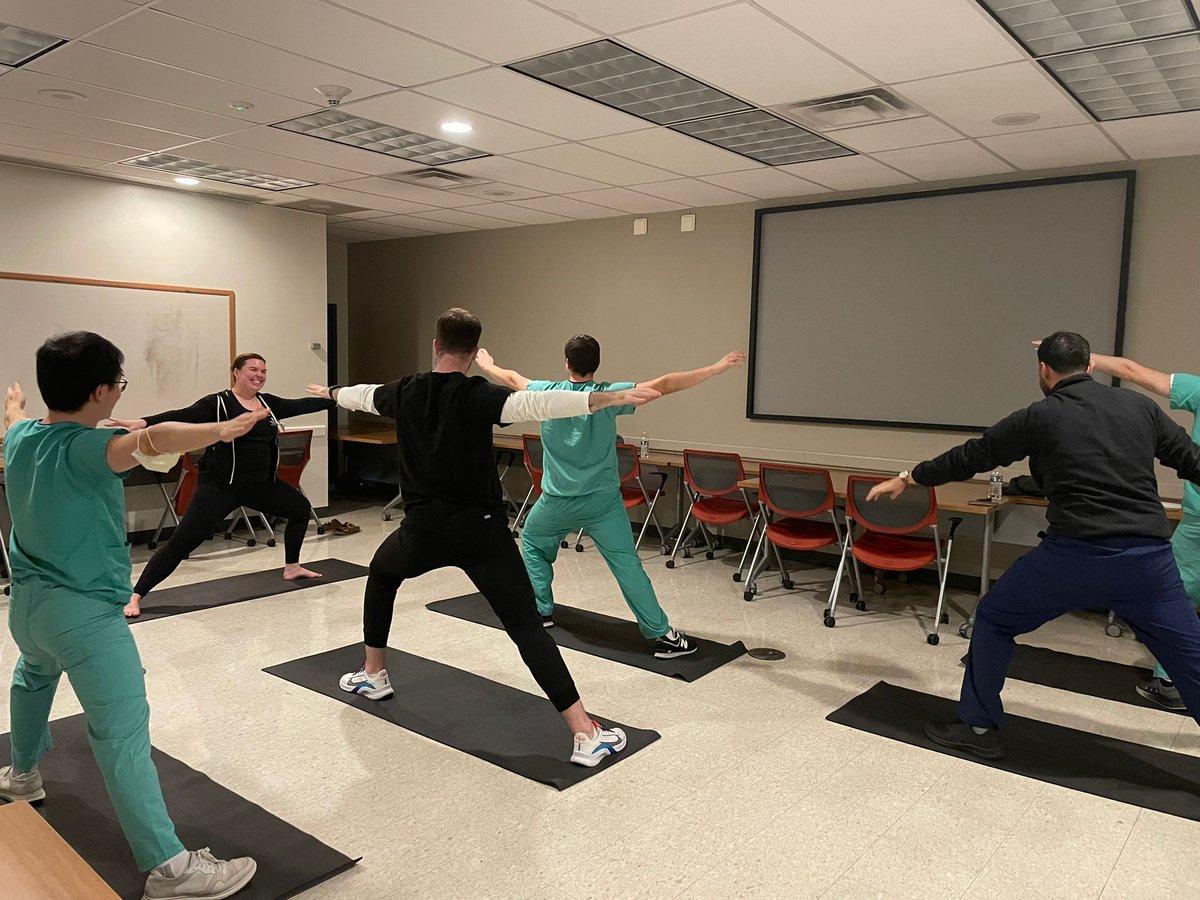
top-left (316, 84), bottom-right (352, 106)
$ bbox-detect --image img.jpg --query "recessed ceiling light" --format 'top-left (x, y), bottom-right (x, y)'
top-left (672, 109), bottom-right (854, 166)
top-left (991, 112), bottom-right (1042, 126)
top-left (483, 189), bottom-right (514, 197)
top-left (228, 101), bottom-right (255, 112)
top-left (0, 22), bottom-right (65, 67)
top-left (123, 153), bottom-right (315, 191)
top-left (440, 121), bottom-right (473, 134)
top-left (272, 109), bottom-right (489, 166)
top-left (174, 176), bottom-right (201, 186)
top-left (37, 87), bottom-right (87, 102)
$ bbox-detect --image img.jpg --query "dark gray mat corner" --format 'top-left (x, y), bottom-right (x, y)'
top-left (426, 593), bottom-right (747, 681)
top-left (131, 558), bottom-right (368, 623)
top-left (0, 715), bottom-right (356, 900)
top-left (827, 681), bottom-right (1200, 822)
top-left (264, 644), bottom-right (660, 789)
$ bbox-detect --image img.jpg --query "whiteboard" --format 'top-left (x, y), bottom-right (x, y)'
top-left (0, 273), bottom-right (234, 427)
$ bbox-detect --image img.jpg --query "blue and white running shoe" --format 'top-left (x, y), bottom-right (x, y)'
top-left (339, 668), bottom-right (394, 700)
top-left (570, 720), bottom-right (627, 767)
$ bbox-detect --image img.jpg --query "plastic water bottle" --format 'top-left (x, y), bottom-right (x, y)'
top-left (988, 471), bottom-right (1003, 502)
top-left (639, 433), bottom-right (650, 459)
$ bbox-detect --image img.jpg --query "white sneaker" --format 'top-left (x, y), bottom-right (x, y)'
top-left (339, 667), bottom-right (394, 700)
top-left (142, 848), bottom-right (256, 900)
top-left (0, 764), bottom-right (45, 802)
top-left (570, 720), bottom-right (628, 767)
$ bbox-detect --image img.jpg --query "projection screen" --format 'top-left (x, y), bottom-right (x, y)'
top-left (747, 172), bottom-right (1134, 431)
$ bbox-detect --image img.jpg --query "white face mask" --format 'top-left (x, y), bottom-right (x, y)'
top-left (130, 428), bottom-right (181, 473)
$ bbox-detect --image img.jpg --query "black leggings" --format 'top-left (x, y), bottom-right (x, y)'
top-left (134, 475), bottom-right (312, 597)
top-left (364, 505), bottom-right (580, 712)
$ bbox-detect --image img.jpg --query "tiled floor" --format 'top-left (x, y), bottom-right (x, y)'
top-left (2, 506), bottom-right (1198, 899)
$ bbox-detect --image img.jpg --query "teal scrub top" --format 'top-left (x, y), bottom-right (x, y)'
top-left (1172, 373), bottom-right (1200, 521)
top-left (526, 380), bottom-right (636, 498)
top-left (4, 419), bottom-right (132, 605)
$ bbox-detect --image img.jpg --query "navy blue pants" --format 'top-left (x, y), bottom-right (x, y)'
top-left (962, 535), bottom-right (1200, 729)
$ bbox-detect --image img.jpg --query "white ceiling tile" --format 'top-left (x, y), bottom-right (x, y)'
top-left (218, 126), bottom-right (424, 176)
top-left (29, 44), bottom-right (318, 125)
top-left (622, 5), bottom-right (874, 107)
top-left (155, 0), bottom-right (481, 88)
top-left (0, 69), bottom-right (248, 138)
top-left (331, 0), bottom-right (597, 64)
top-left (829, 116), bottom-right (964, 153)
top-left (538, 0), bottom-right (734, 33)
top-left (1102, 111), bottom-right (1200, 161)
top-left (416, 67), bottom-right (651, 140)
top-left (698, 167), bottom-right (831, 199)
top-left (371, 214), bottom-right (475, 233)
top-left (756, 0), bottom-right (1024, 84)
top-left (329, 209), bottom-right (394, 220)
top-left (563, 187), bottom-right (687, 213)
top-left (508, 143), bottom-right (678, 185)
top-left (980, 124), bottom-right (1126, 170)
top-left (873, 140), bottom-right (1014, 181)
top-left (342, 90), bottom-right (563, 154)
top-left (439, 156), bottom-right (609, 193)
top-left (0, 95), bottom-right (193, 151)
top-left (459, 202), bottom-right (573, 224)
top-left (167, 140), bottom-right (364, 184)
top-left (896, 63), bottom-right (1089, 138)
top-left (285, 184), bottom-right (439, 215)
top-left (334, 218), bottom-right (436, 237)
top-left (0, 0), bottom-right (136, 39)
top-left (335, 176), bottom-right (488, 208)
top-left (511, 195), bottom-right (626, 219)
top-left (0, 121), bottom-right (143, 162)
top-left (779, 154), bottom-right (916, 190)
top-left (441, 181), bottom-right (547, 201)
top-left (0, 143), bottom-right (108, 171)
top-left (84, 11), bottom-right (395, 104)
top-left (627, 177), bottom-right (753, 207)
top-left (409, 207), bottom-right (517, 229)
top-left (0, 66), bottom-right (11, 76)
top-left (584, 128), bottom-right (759, 176)
top-left (327, 227), bottom-right (395, 242)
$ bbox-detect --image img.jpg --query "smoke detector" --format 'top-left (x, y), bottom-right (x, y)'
top-left (385, 168), bottom-right (491, 189)
top-left (775, 88), bottom-right (917, 132)
top-left (315, 84), bottom-right (352, 106)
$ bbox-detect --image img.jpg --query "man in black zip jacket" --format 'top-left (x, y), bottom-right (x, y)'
top-left (868, 332), bottom-right (1200, 759)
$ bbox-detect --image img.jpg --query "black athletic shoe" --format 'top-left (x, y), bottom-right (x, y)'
top-left (542, 615), bottom-right (555, 629)
top-left (1136, 677), bottom-right (1186, 711)
top-left (653, 629), bottom-right (698, 659)
top-left (924, 720), bottom-right (1004, 760)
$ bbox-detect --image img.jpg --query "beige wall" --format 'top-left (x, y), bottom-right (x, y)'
top-left (0, 161), bottom-right (331, 523)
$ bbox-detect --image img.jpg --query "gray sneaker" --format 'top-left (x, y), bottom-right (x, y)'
top-left (142, 848), bottom-right (256, 900)
top-left (0, 764), bottom-right (45, 802)
top-left (1136, 677), bottom-right (1186, 711)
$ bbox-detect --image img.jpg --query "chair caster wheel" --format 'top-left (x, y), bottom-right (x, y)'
top-left (247, 539), bottom-right (257, 547)
top-left (147, 542), bottom-right (157, 550)
top-left (782, 580), bottom-right (795, 590)
top-left (575, 544), bottom-right (584, 553)
top-left (940, 612), bottom-right (949, 624)
top-left (560, 540), bottom-right (569, 549)
top-left (683, 549), bottom-right (692, 559)
top-left (855, 600), bottom-right (867, 611)
top-left (899, 573), bottom-right (909, 583)
top-left (666, 560), bottom-right (676, 569)
top-left (959, 623), bottom-right (974, 639)
top-left (661, 545), bottom-right (670, 556)
top-left (266, 539), bottom-right (277, 548)
top-left (927, 633), bottom-right (940, 646)
top-left (383, 513), bottom-right (392, 521)
top-left (743, 591), bottom-right (755, 602)
top-left (316, 526), bottom-right (325, 535)
top-left (224, 532), bottom-right (233, 541)
top-left (1106, 623), bottom-right (1123, 637)
top-left (705, 551), bottom-right (715, 560)
top-left (823, 615), bottom-right (836, 628)
top-left (732, 572), bottom-right (742, 582)
top-left (874, 583), bottom-right (886, 595)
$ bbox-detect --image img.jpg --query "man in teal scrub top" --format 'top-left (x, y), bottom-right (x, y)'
top-left (476, 336), bottom-right (743, 658)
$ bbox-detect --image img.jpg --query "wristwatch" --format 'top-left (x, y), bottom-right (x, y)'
top-left (897, 469), bottom-right (911, 485)
top-left (329, 385), bottom-right (341, 400)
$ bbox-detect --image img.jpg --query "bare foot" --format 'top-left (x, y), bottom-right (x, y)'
top-left (124, 595), bottom-right (142, 618)
top-left (283, 564), bottom-right (322, 581)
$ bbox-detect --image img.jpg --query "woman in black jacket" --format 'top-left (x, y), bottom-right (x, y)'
top-left (112, 353), bottom-right (335, 617)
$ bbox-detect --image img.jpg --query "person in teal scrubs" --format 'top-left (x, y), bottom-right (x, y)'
top-left (476, 336), bottom-right (743, 658)
top-left (1090, 351), bottom-right (1200, 710)
top-left (1, 332), bottom-right (261, 900)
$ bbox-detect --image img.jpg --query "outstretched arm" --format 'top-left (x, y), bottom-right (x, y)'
top-left (1090, 353), bottom-right (1171, 398)
top-left (106, 409), bottom-right (270, 473)
top-left (5, 382), bottom-right (29, 429)
top-left (474, 348), bottom-right (530, 391)
top-left (638, 351), bottom-right (745, 397)
top-left (499, 386), bottom-right (660, 423)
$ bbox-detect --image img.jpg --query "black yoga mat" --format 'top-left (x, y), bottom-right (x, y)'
top-left (827, 681), bottom-right (1200, 822)
top-left (426, 593), bottom-right (747, 682)
top-left (131, 559), bottom-right (368, 623)
top-left (264, 644), bottom-right (660, 790)
top-left (0, 715), bottom-right (356, 899)
top-left (962, 645), bottom-right (1180, 715)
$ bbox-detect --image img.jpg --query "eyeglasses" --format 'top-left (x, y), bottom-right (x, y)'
top-left (117, 378), bottom-right (128, 393)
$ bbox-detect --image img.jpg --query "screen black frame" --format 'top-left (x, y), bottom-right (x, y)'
top-left (745, 170), bottom-right (1136, 433)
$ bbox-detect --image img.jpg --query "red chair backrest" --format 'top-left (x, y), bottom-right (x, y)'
top-left (615, 443), bottom-right (641, 486)
top-left (174, 451), bottom-right (204, 515)
top-left (845, 475), bottom-right (938, 535)
top-left (683, 449), bottom-right (745, 498)
top-left (759, 465), bottom-right (834, 519)
top-left (522, 434), bottom-right (544, 493)
top-left (276, 429), bottom-right (313, 490)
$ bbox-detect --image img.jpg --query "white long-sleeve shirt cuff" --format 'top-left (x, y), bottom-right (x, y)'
top-left (500, 390), bottom-right (590, 424)
top-left (335, 383), bottom-right (382, 415)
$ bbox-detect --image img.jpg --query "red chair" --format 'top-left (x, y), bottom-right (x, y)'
top-left (743, 465), bottom-right (862, 604)
top-left (566, 440), bottom-right (669, 555)
top-left (666, 449), bottom-right (753, 569)
top-left (512, 434), bottom-right (544, 535)
top-left (271, 429), bottom-right (325, 534)
top-left (831, 475), bottom-right (962, 644)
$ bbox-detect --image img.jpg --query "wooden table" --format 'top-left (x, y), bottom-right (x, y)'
top-left (0, 801), bottom-right (119, 899)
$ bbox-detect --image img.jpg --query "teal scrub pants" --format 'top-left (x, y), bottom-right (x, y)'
top-left (521, 490), bottom-right (671, 640)
top-left (1155, 521), bottom-right (1200, 681)
top-left (8, 585), bottom-right (185, 872)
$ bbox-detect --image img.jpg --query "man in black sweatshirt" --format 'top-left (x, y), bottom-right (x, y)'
top-left (867, 332), bottom-right (1200, 759)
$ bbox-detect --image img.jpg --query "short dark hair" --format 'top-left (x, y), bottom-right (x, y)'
top-left (435, 308), bottom-right (482, 355)
top-left (36, 331), bottom-right (125, 412)
top-left (231, 352), bottom-right (266, 371)
top-left (564, 334), bottom-right (600, 376)
top-left (1037, 331), bottom-right (1091, 375)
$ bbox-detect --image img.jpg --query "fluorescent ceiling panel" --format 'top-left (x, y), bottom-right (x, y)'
top-left (121, 152), bottom-right (315, 191)
top-left (272, 109), bottom-right (489, 165)
top-left (977, 0), bottom-right (1198, 57)
top-left (508, 40), bottom-right (751, 126)
top-left (671, 110), bottom-right (854, 166)
top-left (0, 23), bottom-right (64, 66)
top-left (1045, 32), bottom-right (1200, 118)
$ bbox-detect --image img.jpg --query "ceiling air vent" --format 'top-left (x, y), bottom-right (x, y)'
top-left (775, 88), bottom-right (917, 132)
top-left (385, 168), bottom-right (491, 189)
